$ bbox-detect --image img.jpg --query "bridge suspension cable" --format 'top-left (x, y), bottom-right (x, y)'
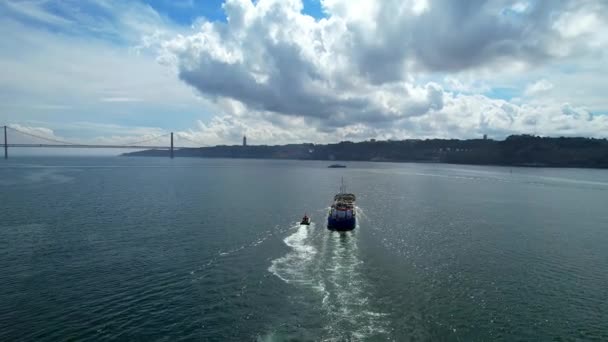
top-left (7, 126), bottom-right (80, 146)
top-left (121, 133), bottom-right (171, 146)
top-left (6, 126), bottom-right (171, 147)
top-left (174, 133), bottom-right (210, 147)
top-left (2, 125), bottom-right (212, 159)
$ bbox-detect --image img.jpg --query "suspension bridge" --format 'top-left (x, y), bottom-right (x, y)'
top-left (1, 125), bottom-right (205, 159)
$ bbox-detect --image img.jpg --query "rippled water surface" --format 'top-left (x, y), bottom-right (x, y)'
top-left (1, 157), bottom-right (608, 341)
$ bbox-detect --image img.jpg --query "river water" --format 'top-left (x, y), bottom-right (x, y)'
top-left (1, 157), bottom-right (607, 341)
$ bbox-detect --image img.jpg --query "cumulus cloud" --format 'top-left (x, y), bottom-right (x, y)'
top-left (149, 0), bottom-right (608, 141)
top-left (3, 0), bottom-right (608, 148)
top-left (173, 96), bottom-right (608, 146)
top-left (157, 0), bottom-right (485, 128)
top-left (525, 79), bottom-right (554, 96)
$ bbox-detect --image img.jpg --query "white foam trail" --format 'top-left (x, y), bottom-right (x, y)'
top-left (354, 206), bottom-right (367, 221)
top-left (191, 226), bottom-right (282, 279)
top-left (268, 223), bottom-right (317, 285)
top-left (320, 227), bottom-right (389, 340)
top-left (267, 214), bottom-right (389, 340)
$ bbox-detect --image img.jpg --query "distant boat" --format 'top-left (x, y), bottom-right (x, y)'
top-left (327, 178), bottom-right (356, 231)
top-left (328, 164), bottom-right (347, 168)
top-left (300, 214), bottom-right (311, 226)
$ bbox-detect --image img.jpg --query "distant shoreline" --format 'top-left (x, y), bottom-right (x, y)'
top-left (121, 154), bottom-right (606, 170)
top-left (122, 134), bottom-right (608, 169)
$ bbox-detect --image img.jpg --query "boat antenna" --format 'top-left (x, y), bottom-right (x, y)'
top-left (340, 176), bottom-right (345, 194)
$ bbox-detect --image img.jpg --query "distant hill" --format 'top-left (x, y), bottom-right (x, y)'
top-left (122, 135), bottom-right (608, 168)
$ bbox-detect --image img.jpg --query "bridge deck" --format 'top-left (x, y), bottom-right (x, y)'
top-left (1, 144), bottom-right (189, 149)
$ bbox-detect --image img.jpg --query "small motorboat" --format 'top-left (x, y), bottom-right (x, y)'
top-left (300, 214), bottom-right (311, 225)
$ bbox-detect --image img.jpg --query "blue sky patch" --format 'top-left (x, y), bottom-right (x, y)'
top-left (302, 0), bottom-right (325, 19)
top-left (142, 0), bottom-right (325, 25)
top-left (144, 0), bottom-right (227, 24)
top-left (485, 87), bottom-right (522, 101)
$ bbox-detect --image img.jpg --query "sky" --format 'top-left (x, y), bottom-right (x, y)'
top-left (1, 0), bottom-right (608, 149)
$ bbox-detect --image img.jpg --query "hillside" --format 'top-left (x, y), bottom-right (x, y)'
top-left (123, 135), bottom-right (608, 168)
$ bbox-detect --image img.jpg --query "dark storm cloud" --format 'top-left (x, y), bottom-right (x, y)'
top-left (409, 0), bottom-right (564, 72)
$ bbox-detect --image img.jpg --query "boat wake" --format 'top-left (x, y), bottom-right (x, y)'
top-left (268, 222), bottom-right (319, 288)
top-left (268, 214), bottom-right (389, 341)
top-left (191, 225), bottom-right (287, 279)
top-left (319, 227), bottom-right (389, 341)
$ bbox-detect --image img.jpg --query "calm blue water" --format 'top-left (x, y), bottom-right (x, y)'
top-left (1, 157), bottom-right (608, 341)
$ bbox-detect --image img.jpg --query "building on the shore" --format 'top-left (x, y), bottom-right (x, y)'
top-left (243, 135), bottom-right (247, 146)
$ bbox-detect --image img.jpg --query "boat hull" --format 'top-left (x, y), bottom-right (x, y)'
top-left (327, 216), bottom-right (356, 231)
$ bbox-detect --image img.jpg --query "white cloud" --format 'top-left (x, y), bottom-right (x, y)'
top-left (100, 97), bottom-right (144, 103)
top-left (0, 3), bottom-right (211, 141)
top-left (525, 79), bottom-right (554, 96)
top-left (554, 9), bottom-right (602, 38)
top-left (3, 0), bottom-right (74, 26)
top-left (149, 0), bottom-right (608, 142)
top-left (2, 0), bottom-right (608, 151)
top-left (174, 94), bottom-right (608, 146)
top-left (7, 124), bottom-right (66, 143)
top-left (511, 2), bottom-right (529, 13)
top-left (443, 76), bottom-right (491, 94)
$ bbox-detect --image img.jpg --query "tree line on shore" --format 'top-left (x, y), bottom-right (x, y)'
top-left (124, 135), bottom-right (608, 168)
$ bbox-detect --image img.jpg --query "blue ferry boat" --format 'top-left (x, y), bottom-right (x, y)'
top-left (327, 180), bottom-right (356, 231)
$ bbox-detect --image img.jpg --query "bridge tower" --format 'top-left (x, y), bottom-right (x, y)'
top-left (3, 126), bottom-right (7, 159)
top-left (170, 132), bottom-right (174, 159)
